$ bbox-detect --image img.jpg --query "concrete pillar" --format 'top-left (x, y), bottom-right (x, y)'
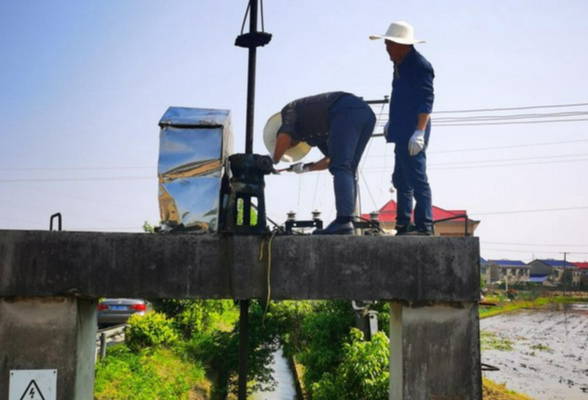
top-left (0, 297), bottom-right (97, 400)
top-left (389, 302), bottom-right (482, 400)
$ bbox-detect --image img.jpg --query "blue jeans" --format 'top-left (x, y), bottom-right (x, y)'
top-left (392, 143), bottom-right (433, 230)
top-left (327, 95), bottom-right (376, 218)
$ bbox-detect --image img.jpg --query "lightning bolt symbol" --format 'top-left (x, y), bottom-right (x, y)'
top-left (29, 386), bottom-right (36, 398)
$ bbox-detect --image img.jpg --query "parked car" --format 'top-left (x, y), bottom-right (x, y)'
top-left (97, 298), bottom-right (153, 328)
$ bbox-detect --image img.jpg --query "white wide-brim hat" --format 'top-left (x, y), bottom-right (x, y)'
top-left (369, 21), bottom-right (425, 45)
top-left (263, 112), bottom-right (311, 163)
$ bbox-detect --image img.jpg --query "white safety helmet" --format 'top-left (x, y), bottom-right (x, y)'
top-left (263, 112), bottom-right (311, 163)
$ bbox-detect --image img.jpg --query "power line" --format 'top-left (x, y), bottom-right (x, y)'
top-left (362, 156), bottom-right (588, 172)
top-left (428, 153), bottom-right (588, 167)
top-left (470, 205), bottom-right (588, 216)
top-left (483, 241), bottom-right (588, 248)
top-left (483, 247), bottom-right (588, 256)
top-left (433, 102), bottom-right (588, 114)
top-left (0, 166), bottom-right (154, 172)
top-left (364, 139), bottom-right (588, 157)
top-left (0, 176), bottom-right (154, 183)
top-left (434, 117), bottom-right (588, 127)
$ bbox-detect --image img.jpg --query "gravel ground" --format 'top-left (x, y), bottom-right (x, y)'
top-left (481, 303), bottom-right (588, 400)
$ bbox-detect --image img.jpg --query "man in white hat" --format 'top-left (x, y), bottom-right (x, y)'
top-left (370, 21), bottom-right (435, 236)
top-left (265, 92), bottom-right (376, 235)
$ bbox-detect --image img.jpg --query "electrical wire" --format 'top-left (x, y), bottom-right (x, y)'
top-left (0, 176), bottom-right (153, 183)
top-left (434, 102), bottom-right (588, 114)
top-left (483, 241), bottom-right (588, 248)
top-left (470, 205), bottom-right (588, 216)
top-left (434, 117), bottom-right (588, 127)
top-left (259, 229), bottom-right (279, 325)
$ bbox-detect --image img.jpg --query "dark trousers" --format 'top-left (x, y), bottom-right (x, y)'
top-left (392, 143), bottom-right (433, 230)
top-left (327, 96), bottom-right (376, 218)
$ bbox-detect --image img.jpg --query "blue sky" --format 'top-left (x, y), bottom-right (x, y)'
top-left (1, 0), bottom-right (587, 262)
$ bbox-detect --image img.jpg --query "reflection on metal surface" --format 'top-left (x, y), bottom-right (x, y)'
top-left (157, 107), bottom-right (233, 233)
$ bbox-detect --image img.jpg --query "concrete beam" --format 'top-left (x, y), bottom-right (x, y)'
top-left (0, 230), bottom-right (480, 301)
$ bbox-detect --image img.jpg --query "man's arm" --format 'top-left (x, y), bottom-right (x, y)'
top-left (273, 133), bottom-right (293, 164)
top-left (307, 157), bottom-right (330, 171)
top-left (416, 113), bottom-right (430, 131)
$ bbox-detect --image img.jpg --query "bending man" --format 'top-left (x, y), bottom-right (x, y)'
top-left (266, 92), bottom-right (376, 235)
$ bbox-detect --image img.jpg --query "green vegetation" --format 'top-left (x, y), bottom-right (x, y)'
top-left (529, 343), bottom-right (552, 352)
top-left (95, 299), bottom-right (276, 400)
top-left (480, 331), bottom-right (514, 351)
top-left (99, 295), bottom-right (566, 399)
top-left (125, 312), bottom-right (178, 352)
top-left (265, 300), bottom-right (391, 400)
top-left (482, 378), bottom-right (536, 400)
top-left (95, 346), bottom-right (208, 400)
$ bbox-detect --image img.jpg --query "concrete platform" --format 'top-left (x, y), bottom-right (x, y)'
top-left (0, 230), bottom-right (479, 302)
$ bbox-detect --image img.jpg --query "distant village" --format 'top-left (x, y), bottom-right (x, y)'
top-left (365, 200), bottom-right (588, 290)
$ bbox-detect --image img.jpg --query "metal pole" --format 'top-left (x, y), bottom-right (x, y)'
top-left (563, 252), bottom-right (567, 296)
top-left (245, 0), bottom-right (258, 155)
top-left (100, 333), bottom-right (107, 359)
top-left (239, 1), bottom-right (258, 397)
top-left (238, 299), bottom-right (250, 400)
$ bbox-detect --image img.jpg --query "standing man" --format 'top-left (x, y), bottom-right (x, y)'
top-left (264, 92), bottom-right (376, 235)
top-left (370, 21), bottom-right (435, 236)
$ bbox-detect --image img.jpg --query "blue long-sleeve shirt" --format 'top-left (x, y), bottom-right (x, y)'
top-left (387, 47), bottom-right (435, 144)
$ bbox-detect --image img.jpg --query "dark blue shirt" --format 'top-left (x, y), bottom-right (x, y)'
top-left (387, 47), bottom-right (435, 144)
top-left (279, 92), bottom-right (349, 155)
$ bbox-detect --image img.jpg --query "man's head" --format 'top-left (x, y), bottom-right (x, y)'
top-left (385, 39), bottom-right (412, 63)
top-left (263, 112), bottom-right (311, 163)
top-left (370, 21), bottom-right (425, 62)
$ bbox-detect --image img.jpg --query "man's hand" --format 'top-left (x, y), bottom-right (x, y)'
top-left (408, 129), bottom-right (425, 156)
top-left (291, 162), bottom-right (310, 174)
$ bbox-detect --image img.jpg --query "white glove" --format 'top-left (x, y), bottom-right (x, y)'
top-left (408, 129), bottom-right (425, 156)
top-left (291, 162), bottom-right (310, 174)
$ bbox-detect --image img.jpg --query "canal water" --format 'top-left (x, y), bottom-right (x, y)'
top-left (251, 347), bottom-right (297, 400)
top-left (480, 303), bottom-right (588, 400)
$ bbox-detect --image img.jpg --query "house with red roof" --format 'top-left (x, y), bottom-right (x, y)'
top-left (574, 262), bottom-right (588, 289)
top-left (362, 200), bottom-right (480, 236)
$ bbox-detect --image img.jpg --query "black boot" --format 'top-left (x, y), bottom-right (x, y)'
top-left (313, 220), bottom-right (354, 235)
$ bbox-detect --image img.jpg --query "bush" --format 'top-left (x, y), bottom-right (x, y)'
top-left (125, 312), bottom-right (178, 353)
top-left (311, 329), bottom-right (390, 400)
top-left (150, 299), bottom-right (236, 338)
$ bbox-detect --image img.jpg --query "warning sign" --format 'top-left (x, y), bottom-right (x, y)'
top-left (9, 370), bottom-right (56, 400)
top-left (20, 380), bottom-right (45, 400)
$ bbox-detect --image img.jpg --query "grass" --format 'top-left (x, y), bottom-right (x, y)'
top-left (529, 343), bottom-right (552, 352)
top-left (480, 331), bottom-right (514, 351)
top-left (482, 378), bottom-right (536, 400)
top-left (94, 346), bottom-right (210, 400)
top-left (479, 295), bottom-right (588, 319)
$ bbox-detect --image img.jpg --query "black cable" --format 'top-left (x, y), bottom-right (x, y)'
top-left (239, 1), bottom-right (251, 35)
top-left (434, 102), bottom-right (588, 114)
top-left (260, 0), bottom-right (265, 31)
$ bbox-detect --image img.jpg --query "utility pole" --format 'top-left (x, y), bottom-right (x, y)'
top-left (562, 252), bottom-right (569, 297)
top-left (234, 2), bottom-right (272, 399)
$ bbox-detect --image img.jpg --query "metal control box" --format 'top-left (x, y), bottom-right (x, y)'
top-left (158, 107), bottom-right (233, 233)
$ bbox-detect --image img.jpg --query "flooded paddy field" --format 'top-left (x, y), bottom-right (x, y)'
top-left (481, 303), bottom-right (588, 400)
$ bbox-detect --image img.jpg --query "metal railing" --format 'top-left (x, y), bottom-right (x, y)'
top-left (95, 324), bottom-right (127, 362)
top-left (432, 214), bottom-right (470, 237)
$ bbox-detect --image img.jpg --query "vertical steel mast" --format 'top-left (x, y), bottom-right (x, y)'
top-left (234, 2), bottom-right (272, 399)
